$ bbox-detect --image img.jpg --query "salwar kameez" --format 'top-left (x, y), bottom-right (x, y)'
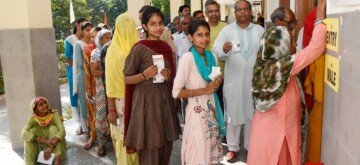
top-left (90, 49), bottom-right (109, 147)
top-left (84, 44), bottom-right (97, 140)
top-left (172, 52), bottom-right (223, 165)
top-left (247, 24), bottom-right (326, 165)
top-left (64, 35), bottom-right (79, 107)
top-left (22, 112), bottom-right (66, 165)
top-left (124, 40), bottom-right (181, 165)
top-left (73, 40), bottom-right (89, 133)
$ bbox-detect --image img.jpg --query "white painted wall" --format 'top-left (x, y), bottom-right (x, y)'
top-left (327, 0), bottom-right (360, 14)
top-left (170, 0), bottom-right (184, 20)
top-left (128, 0), bottom-right (150, 26)
top-left (265, 0), bottom-right (279, 22)
top-left (0, 0), bottom-right (53, 29)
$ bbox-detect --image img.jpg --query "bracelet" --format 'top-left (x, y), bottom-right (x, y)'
top-left (314, 18), bottom-right (324, 25)
top-left (108, 105), bottom-right (115, 107)
top-left (189, 90), bottom-right (192, 97)
top-left (109, 107), bottom-right (116, 113)
top-left (141, 72), bottom-right (147, 80)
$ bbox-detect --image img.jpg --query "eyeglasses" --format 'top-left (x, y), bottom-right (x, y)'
top-left (235, 7), bottom-right (250, 12)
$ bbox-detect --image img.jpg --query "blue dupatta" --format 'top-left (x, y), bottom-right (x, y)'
top-left (191, 46), bottom-right (226, 138)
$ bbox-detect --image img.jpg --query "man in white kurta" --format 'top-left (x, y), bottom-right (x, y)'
top-left (212, 0), bottom-right (264, 160)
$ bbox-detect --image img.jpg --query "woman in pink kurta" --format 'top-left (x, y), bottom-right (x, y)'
top-left (172, 20), bottom-right (224, 165)
top-left (247, 6), bottom-right (326, 165)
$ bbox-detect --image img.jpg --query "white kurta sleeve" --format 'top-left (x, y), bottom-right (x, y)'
top-left (172, 52), bottom-right (192, 98)
top-left (212, 27), bottom-right (231, 61)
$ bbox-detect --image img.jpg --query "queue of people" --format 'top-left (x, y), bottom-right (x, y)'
top-left (21, 0), bottom-right (327, 164)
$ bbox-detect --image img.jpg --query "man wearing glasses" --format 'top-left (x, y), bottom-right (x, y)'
top-left (212, 0), bottom-right (265, 162)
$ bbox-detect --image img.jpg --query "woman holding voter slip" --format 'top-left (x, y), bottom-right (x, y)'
top-left (123, 6), bottom-right (181, 165)
top-left (172, 20), bottom-right (225, 165)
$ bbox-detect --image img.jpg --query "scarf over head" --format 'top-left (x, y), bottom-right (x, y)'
top-left (30, 97), bottom-right (55, 127)
top-left (252, 26), bottom-right (295, 112)
top-left (107, 13), bottom-right (138, 58)
top-left (92, 29), bottom-right (112, 61)
top-left (105, 13), bottom-right (138, 99)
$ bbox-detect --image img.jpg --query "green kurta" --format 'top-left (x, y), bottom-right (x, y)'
top-left (21, 111), bottom-right (66, 165)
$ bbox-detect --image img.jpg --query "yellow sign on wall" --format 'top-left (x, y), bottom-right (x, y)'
top-left (324, 54), bottom-right (340, 92)
top-left (323, 18), bottom-right (339, 52)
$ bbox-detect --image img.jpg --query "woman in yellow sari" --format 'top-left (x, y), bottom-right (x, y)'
top-left (105, 13), bottom-right (139, 165)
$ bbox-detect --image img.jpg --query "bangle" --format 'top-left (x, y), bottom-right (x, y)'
top-left (109, 107), bottom-right (116, 113)
top-left (141, 72), bottom-right (147, 80)
top-left (189, 90), bottom-right (192, 97)
top-left (314, 18), bottom-right (324, 25)
top-left (108, 105), bottom-right (115, 107)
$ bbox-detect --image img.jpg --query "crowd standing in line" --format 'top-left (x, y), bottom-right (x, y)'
top-left (22, 0), bottom-right (327, 164)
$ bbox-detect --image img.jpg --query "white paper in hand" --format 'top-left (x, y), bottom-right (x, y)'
top-left (208, 66), bottom-right (222, 81)
top-left (232, 41), bottom-right (241, 52)
top-left (152, 55), bottom-right (165, 83)
top-left (37, 151), bottom-right (55, 165)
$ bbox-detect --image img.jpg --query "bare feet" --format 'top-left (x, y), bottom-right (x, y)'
top-left (84, 140), bottom-right (94, 150)
top-left (226, 151), bottom-right (237, 162)
top-left (54, 156), bottom-right (61, 165)
top-left (98, 145), bottom-right (106, 156)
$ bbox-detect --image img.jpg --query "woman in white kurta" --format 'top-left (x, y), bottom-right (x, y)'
top-left (173, 20), bottom-right (224, 165)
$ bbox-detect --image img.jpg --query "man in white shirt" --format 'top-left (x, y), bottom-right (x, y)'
top-left (212, 0), bottom-right (265, 161)
top-left (173, 15), bottom-right (193, 63)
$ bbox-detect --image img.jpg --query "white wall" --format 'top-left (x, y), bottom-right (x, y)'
top-left (128, 0), bottom-right (150, 26)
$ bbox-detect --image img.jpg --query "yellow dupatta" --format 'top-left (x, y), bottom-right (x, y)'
top-left (30, 97), bottom-right (55, 127)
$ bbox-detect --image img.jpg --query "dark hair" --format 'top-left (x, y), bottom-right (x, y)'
top-left (81, 22), bottom-right (93, 31)
top-left (173, 16), bottom-right (180, 22)
top-left (72, 18), bottom-right (87, 34)
top-left (234, 0), bottom-right (252, 11)
top-left (100, 44), bottom-right (109, 82)
top-left (271, 7), bottom-right (286, 23)
top-left (192, 10), bottom-right (203, 18)
top-left (205, 0), bottom-right (220, 11)
top-left (141, 6), bottom-right (164, 25)
top-left (141, 7), bottom-right (164, 37)
top-left (179, 5), bottom-right (190, 13)
top-left (188, 20), bottom-right (210, 36)
top-left (95, 27), bottom-right (102, 32)
top-left (139, 5), bottom-right (151, 13)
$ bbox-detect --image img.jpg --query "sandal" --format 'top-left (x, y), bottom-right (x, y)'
top-left (98, 145), bottom-right (106, 157)
top-left (84, 141), bottom-right (93, 150)
top-left (226, 151), bottom-right (236, 162)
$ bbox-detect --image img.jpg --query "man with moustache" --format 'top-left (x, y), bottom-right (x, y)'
top-left (212, 0), bottom-right (265, 161)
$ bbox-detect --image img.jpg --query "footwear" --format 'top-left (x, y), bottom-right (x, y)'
top-left (98, 145), bottom-right (106, 157)
top-left (226, 151), bottom-right (236, 162)
top-left (84, 141), bottom-right (93, 150)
